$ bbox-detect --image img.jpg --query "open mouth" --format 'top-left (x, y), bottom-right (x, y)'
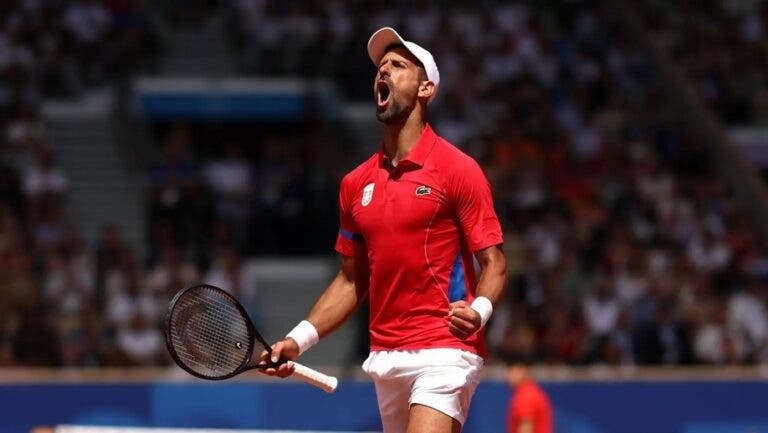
top-left (377, 81), bottom-right (391, 109)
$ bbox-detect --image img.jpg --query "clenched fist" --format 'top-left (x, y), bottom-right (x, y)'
top-left (447, 300), bottom-right (482, 340)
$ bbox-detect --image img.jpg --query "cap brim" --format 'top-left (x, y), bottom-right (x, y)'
top-left (367, 27), bottom-right (407, 66)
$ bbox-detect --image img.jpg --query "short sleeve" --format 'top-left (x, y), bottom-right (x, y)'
top-left (334, 175), bottom-right (367, 257)
top-left (450, 159), bottom-right (503, 252)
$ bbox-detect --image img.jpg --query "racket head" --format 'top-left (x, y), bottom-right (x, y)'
top-left (165, 284), bottom-right (257, 380)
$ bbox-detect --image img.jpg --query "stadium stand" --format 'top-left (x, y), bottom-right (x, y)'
top-left (1, 1), bottom-right (767, 369)
top-left (638, 0), bottom-right (768, 125)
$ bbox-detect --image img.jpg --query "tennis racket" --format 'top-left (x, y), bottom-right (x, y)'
top-left (165, 284), bottom-right (338, 393)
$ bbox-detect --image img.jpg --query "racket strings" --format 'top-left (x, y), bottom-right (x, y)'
top-left (183, 291), bottom-right (248, 370)
top-left (178, 299), bottom-right (237, 369)
top-left (174, 294), bottom-right (246, 375)
top-left (172, 302), bottom-right (235, 373)
top-left (168, 287), bottom-right (251, 378)
top-left (189, 293), bottom-right (245, 358)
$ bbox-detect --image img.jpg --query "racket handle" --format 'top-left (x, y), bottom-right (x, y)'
top-left (291, 361), bottom-right (338, 393)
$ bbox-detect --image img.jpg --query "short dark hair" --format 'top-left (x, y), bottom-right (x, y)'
top-left (383, 43), bottom-right (428, 82)
top-left (504, 353), bottom-right (536, 367)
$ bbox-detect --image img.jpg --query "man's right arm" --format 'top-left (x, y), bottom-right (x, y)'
top-left (305, 253), bottom-right (370, 338)
top-left (259, 254), bottom-right (369, 377)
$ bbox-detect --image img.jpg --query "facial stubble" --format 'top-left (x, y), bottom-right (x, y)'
top-left (376, 96), bottom-right (407, 123)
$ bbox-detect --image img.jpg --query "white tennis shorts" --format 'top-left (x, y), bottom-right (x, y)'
top-left (362, 348), bottom-right (484, 432)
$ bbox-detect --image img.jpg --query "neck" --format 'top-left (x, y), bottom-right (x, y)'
top-left (382, 111), bottom-right (426, 165)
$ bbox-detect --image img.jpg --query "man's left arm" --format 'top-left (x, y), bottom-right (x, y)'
top-left (447, 157), bottom-right (507, 339)
top-left (448, 245), bottom-right (507, 339)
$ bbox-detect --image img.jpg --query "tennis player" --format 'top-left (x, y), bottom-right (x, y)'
top-left (260, 27), bottom-right (507, 433)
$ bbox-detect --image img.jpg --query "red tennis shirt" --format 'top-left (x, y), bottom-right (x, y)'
top-left (335, 124), bottom-right (503, 355)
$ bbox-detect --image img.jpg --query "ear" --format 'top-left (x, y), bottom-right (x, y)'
top-left (418, 80), bottom-right (435, 100)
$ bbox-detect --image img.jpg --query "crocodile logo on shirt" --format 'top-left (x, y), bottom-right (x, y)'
top-left (415, 185), bottom-right (432, 197)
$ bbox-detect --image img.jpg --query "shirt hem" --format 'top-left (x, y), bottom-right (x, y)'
top-left (370, 342), bottom-right (482, 357)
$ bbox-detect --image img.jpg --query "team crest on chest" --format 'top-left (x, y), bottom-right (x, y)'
top-left (415, 185), bottom-right (432, 197)
top-left (362, 182), bottom-right (375, 206)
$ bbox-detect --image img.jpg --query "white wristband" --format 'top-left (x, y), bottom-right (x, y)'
top-left (470, 296), bottom-right (493, 329)
top-left (286, 320), bottom-right (319, 355)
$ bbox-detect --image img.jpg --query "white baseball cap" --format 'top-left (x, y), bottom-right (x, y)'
top-left (367, 27), bottom-right (440, 104)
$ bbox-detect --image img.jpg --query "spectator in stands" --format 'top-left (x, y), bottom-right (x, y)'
top-left (145, 244), bottom-right (199, 304)
top-left (43, 252), bottom-right (94, 319)
top-left (105, 256), bottom-right (159, 330)
top-left (632, 300), bottom-right (692, 365)
top-left (59, 301), bottom-right (105, 367)
top-left (62, 0), bottom-right (112, 84)
top-left (148, 124), bottom-right (201, 251)
top-left (31, 201), bottom-right (72, 253)
top-left (23, 145), bottom-right (67, 201)
top-left (115, 311), bottom-right (164, 365)
top-left (202, 143), bottom-right (254, 243)
top-left (95, 224), bottom-right (127, 307)
top-left (107, 0), bottom-right (159, 76)
top-left (149, 124), bottom-right (197, 210)
top-left (204, 246), bottom-right (256, 312)
top-left (582, 277), bottom-right (620, 342)
top-left (693, 295), bottom-right (745, 364)
top-left (687, 228), bottom-right (733, 274)
top-left (727, 276), bottom-right (768, 362)
top-left (5, 106), bottom-right (45, 150)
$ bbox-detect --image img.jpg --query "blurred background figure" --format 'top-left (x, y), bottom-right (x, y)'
top-left (506, 361), bottom-right (553, 433)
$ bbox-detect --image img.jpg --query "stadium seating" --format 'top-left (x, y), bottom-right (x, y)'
top-left (1, 1), bottom-right (766, 369)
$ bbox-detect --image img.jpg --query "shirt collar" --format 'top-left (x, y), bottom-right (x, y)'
top-left (378, 123), bottom-right (437, 169)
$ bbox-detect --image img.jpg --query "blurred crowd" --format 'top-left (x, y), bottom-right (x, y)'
top-left (1, 0), bottom-right (768, 368)
top-left (145, 121), bottom-right (351, 263)
top-left (640, 0), bottom-right (768, 125)
top-left (0, 0), bottom-right (157, 366)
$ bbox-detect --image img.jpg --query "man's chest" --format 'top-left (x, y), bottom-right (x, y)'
top-left (350, 169), bottom-right (452, 237)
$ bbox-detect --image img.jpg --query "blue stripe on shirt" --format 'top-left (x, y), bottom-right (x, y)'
top-left (448, 252), bottom-right (467, 302)
top-left (339, 228), bottom-right (363, 242)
